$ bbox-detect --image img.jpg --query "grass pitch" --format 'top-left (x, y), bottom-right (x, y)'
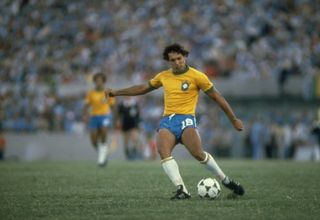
top-left (1, 160), bottom-right (319, 220)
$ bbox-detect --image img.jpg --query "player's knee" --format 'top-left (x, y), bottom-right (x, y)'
top-left (90, 135), bottom-right (98, 145)
top-left (191, 150), bottom-right (206, 161)
top-left (100, 137), bottom-right (107, 143)
top-left (157, 147), bottom-right (164, 156)
top-left (157, 147), bottom-right (170, 159)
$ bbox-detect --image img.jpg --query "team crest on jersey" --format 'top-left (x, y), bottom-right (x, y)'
top-left (181, 80), bottom-right (190, 91)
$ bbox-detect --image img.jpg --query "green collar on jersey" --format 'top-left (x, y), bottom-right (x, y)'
top-left (172, 65), bottom-right (189, 75)
top-left (95, 87), bottom-right (104, 91)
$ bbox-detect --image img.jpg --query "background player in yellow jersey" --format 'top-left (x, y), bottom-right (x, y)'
top-left (105, 44), bottom-right (245, 199)
top-left (83, 73), bottom-right (115, 167)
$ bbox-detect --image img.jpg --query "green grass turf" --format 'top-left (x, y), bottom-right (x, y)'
top-left (1, 160), bottom-right (320, 220)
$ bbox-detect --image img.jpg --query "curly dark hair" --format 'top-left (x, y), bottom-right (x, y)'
top-left (93, 73), bottom-right (106, 83)
top-left (162, 43), bottom-right (189, 61)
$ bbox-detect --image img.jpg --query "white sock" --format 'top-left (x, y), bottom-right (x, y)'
top-left (161, 157), bottom-right (188, 193)
top-left (99, 142), bottom-right (109, 151)
top-left (200, 152), bottom-right (226, 181)
top-left (98, 142), bottom-right (109, 164)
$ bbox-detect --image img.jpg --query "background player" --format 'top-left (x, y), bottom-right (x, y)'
top-left (104, 43), bottom-right (245, 199)
top-left (117, 97), bottom-right (142, 160)
top-left (83, 73), bottom-right (115, 167)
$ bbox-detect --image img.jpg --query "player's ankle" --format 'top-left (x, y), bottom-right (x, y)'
top-left (222, 176), bottom-right (230, 184)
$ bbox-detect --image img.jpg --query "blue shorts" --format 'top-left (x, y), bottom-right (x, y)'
top-left (89, 115), bottom-right (112, 130)
top-left (159, 114), bottom-right (197, 143)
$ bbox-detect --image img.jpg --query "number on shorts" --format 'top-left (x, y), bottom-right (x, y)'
top-left (181, 118), bottom-right (193, 130)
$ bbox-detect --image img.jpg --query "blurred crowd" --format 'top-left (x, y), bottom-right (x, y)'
top-left (1, 0), bottom-right (320, 159)
top-left (197, 99), bottom-right (319, 160)
top-left (1, 0), bottom-right (319, 83)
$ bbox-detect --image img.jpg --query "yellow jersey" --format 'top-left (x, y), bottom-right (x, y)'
top-left (85, 90), bottom-right (115, 116)
top-left (149, 66), bottom-right (213, 116)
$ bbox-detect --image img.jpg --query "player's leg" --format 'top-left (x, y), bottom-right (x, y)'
top-left (89, 130), bottom-right (99, 150)
top-left (158, 129), bottom-right (190, 199)
top-left (97, 125), bottom-right (110, 167)
top-left (181, 127), bottom-right (226, 180)
top-left (181, 127), bottom-right (245, 196)
top-left (123, 130), bottom-right (132, 160)
top-left (89, 116), bottom-right (99, 150)
top-left (129, 128), bottom-right (142, 159)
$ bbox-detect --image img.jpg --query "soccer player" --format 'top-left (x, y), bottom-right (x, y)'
top-left (104, 44), bottom-right (245, 199)
top-left (83, 73), bottom-right (115, 167)
top-left (117, 97), bottom-right (142, 160)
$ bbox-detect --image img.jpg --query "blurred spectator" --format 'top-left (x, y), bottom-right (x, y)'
top-left (311, 110), bottom-right (320, 161)
top-left (1, 0), bottom-right (319, 86)
top-left (0, 127), bottom-right (5, 160)
top-left (264, 123), bottom-right (280, 159)
top-left (281, 123), bottom-right (293, 159)
top-left (288, 119), bottom-right (309, 158)
top-left (250, 117), bottom-right (266, 160)
top-left (311, 121), bottom-right (320, 147)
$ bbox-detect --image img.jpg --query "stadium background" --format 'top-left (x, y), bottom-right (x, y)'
top-left (1, 0), bottom-right (320, 161)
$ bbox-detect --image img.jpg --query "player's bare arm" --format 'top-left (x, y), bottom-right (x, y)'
top-left (206, 88), bottom-right (244, 131)
top-left (105, 83), bottom-right (154, 98)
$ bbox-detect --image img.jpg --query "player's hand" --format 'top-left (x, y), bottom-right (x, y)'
top-left (232, 118), bottom-right (244, 131)
top-left (104, 88), bottom-right (114, 98)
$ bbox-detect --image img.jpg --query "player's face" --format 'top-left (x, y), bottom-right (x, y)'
top-left (94, 77), bottom-right (105, 88)
top-left (168, 52), bottom-right (187, 72)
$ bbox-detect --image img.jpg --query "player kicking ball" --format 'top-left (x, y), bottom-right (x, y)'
top-left (83, 73), bottom-right (115, 167)
top-left (105, 44), bottom-right (245, 199)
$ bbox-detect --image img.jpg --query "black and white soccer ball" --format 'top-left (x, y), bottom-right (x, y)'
top-left (197, 178), bottom-right (221, 199)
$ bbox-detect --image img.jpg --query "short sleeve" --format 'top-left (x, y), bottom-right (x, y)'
top-left (149, 72), bottom-right (163, 89)
top-left (197, 73), bottom-right (214, 92)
